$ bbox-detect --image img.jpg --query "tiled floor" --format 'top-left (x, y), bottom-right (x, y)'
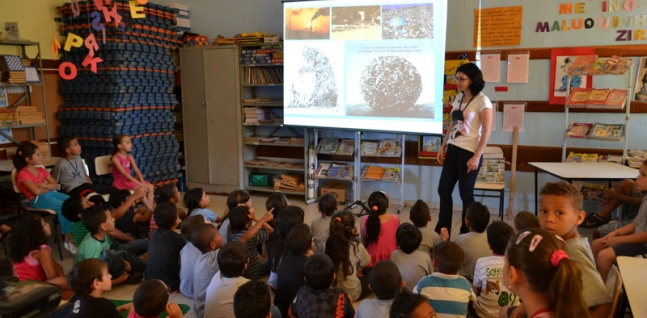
top-left (54, 193), bottom-right (491, 317)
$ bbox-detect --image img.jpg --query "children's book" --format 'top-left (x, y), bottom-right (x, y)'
top-left (476, 159), bottom-right (505, 183)
top-left (337, 139), bottom-right (355, 156)
top-left (316, 162), bottom-right (331, 177)
top-left (326, 163), bottom-right (352, 180)
top-left (566, 88), bottom-right (591, 105)
top-left (382, 167), bottom-right (401, 182)
top-left (360, 141), bottom-right (379, 156)
top-left (567, 55), bottom-right (598, 75)
top-left (363, 166), bottom-right (386, 180)
top-left (377, 140), bottom-right (401, 157)
top-left (566, 152), bottom-right (582, 163)
top-left (601, 89), bottom-right (628, 109)
top-left (565, 122), bottom-right (592, 138)
top-left (578, 182), bottom-right (607, 201)
top-left (590, 123), bottom-right (625, 141)
top-left (587, 89), bottom-right (610, 104)
top-left (318, 137), bottom-right (339, 154)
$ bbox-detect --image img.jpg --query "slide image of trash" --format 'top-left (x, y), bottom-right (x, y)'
top-left (382, 3), bottom-right (434, 39)
top-left (331, 6), bottom-right (381, 40)
top-left (285, 7), bottom-right (331, 40)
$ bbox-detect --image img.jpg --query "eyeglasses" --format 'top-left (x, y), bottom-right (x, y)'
top-left (455, 76), bottom-right (469, 82)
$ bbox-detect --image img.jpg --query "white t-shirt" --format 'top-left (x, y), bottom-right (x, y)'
top-left (472, 255), bottom-right (519, 318)
top-left (448, 92), bottom-right (492, 153)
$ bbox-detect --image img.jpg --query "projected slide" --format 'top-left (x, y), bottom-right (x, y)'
top-left (283, 0), bottom-right (447, 134)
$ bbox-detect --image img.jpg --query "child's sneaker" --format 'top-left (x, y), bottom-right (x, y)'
top-left (64, 241), bottom-right (77, 255)
top-left (580, 213), bottom-right (610, 229)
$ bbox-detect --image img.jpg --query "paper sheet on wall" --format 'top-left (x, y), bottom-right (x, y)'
top-left (473, 6), bottom-right (522, 47)
top-left (507, 53), bottom-right (529, 83)
top-left (503, 103), bottom-right (525, 132)
top-left (481, 53), bottom-right (500, 83)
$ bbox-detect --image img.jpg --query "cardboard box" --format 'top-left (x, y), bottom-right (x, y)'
top-left (30, 140), bottom-right (50, 160)
top-left (249, 173), bottom-right (274, 187)
top-left (321, 185), bottom-right (347, 203)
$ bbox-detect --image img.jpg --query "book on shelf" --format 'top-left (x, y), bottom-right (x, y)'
top-left (572, 181), bottom-right (606, 201)
top-left (567, 55), bottom-right (598, 75)
top-left (587, 89), bottom-right (610, 104)
top-left (565, 152), bottom-right (600, 163)
top-left (360, 141), bottom-right (379, 156)
top-left (363, 166), bottom-right (386, 180)
top-left (589, 123), bottom-right (625, 141)
top-left (382, 167), bottom-right (401, 182)
top-left (376, 140), bottom-right (402, 157)
top-left (566, 88), bottom-right (591, 106)
top-left (316, 162), bottom-right (331, 177)
top-left (337, 139), bottom-right (355, 156)
top-left (590, 89), bottom-right (627, 109)
top-left (565, 122), bottom-right (593, 138)
top-left (476, 159), bottom-right (505, 183)
top-left (588, 55), bottom-right (631, 75)
top-left (326, 163), bottom-right (353, 180)
top-left (317, 137), bottom-right (339, 154)
top-left (565, 88), bottom-right (628, 109)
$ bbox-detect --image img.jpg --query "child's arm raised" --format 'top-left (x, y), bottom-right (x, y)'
top-left (129, 155), bottom-right (146, 184)
top-left (240, 209), bottom-right (274, 243)
top-left (111, 155), bottom-right (141, 185)
top-left (107, 228), bottom-right (135, 242)
top-left (112, 186), bottom-right (146, 220)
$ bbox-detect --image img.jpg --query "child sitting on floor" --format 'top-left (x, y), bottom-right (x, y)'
top-left (128, 279), bottom-right (184, 318)
top-left (390, 223), bottom-right (433, 292)
top-left (356, 260), bottom-right (404, 318)
top-left (179, 214), bottom-right (210, 298)
top-left (192, 223), bottom-right (223, 317)
top-left (311, 192), bottom-right (337, 253)
top-left (146, 202), bottom-right (186, 292)
top-left (409, 199), bottom-right (441, 257)
top-left (65, 258), bottom-right (128, 317)
top-left (455, 202), bottom-right (492, 281)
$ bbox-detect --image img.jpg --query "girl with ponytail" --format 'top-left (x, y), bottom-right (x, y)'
top-left (325, 210), bottom-right (371, 301)
top-left (361, 191), bottom-right (400, 266)
top-left (504, 228), bottom-right (589, 318)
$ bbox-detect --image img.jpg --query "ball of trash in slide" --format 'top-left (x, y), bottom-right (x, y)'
top-left (360, 56), bottom-right (422, 110)
top-left (290, 47), bottom-right (338, 108)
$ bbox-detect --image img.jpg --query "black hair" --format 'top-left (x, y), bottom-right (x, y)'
top-left (513, 211), bottom-right (540, 232)
top-left (0, 258), bottom-right (13, 278)
top-left (12, 142), bottom-right (39, 170)
top-left (267, 206), bottom-right (305, 271)
top-left (87, 193), bottom-right (106, 206)
top-left (221, 189), bottom-right (251, 225)
top-left (191, 223), bottom-right (220, 254)
top-left (153, 202), bottom-right (178, 230)
top-left (82, 205), bottom-right (109, 234)
top-left (228, 206), bottom-right (251, 232)
top-left (325, 210), bottom-right (356, 280)
top-left (287, 223), bottom-right (312, 255)
top-left (318, 192), bottom-right (338, 216)
top-left (9, 214), bottom-right (48, 262)
top-left (218, 241), bottom-right (248, 278)
top-left (396, 223), bottom-right (422, 254)
top-left (62, 195), bottom-right (84, 222)
top-left (456, 62), bottom-right (485, 96)
top-left (181, 214), bottom-right (208, 240)
top-left (369, 260), bottom-right (402, 300)
top-left (133, 279), bottom-right (169, 317)
top-left (389, 289), bottom-right (431, 318)
top-left (433, 241), bottom-right (464, 274)
top-left (304, 253), bottom-right (335, 290)
top-left (157, 183), bottom-right (178, 204)
top-left (67, 258), bottom-right (108, 296)
top-left (112, 134), bottom-right (127, 155)
top-left (466, 202), bottom-right (490, 233)
top-left (540, 181), bottom-right (584, 211)
top-left (486, 221), bottom-right (514, 255)
top-left (364, 191), bottom-right (389, 247)
top-left (234, 280), bottom-right (271, 318)
top-left (184, 187), bottom-right (204, 214)
top-left (265, 192), bottom-right (288, 218)
top-left (57, 135), bottom-right (76, 153)
top-left (409, 199), bottom-right (430, 227)
top-left (108, 189), bottom-right (131, 210)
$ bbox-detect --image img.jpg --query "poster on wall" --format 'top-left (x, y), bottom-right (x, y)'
top-left (549, 47), bottom-right (594, 105)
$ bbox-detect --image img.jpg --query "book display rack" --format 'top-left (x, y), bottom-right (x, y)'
top-left (562, 55), bottom-right (635, 163)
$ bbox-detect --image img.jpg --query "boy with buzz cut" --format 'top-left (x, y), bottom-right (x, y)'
top-left (390, 223), bottom-right (433, 292)
top-left (146, 202), bottom-right (186, 292)
top-left (52, 135), bottom-right (116, 196)
top-left (204, 241), bottom-right (250, 318)
top-left (413, 241), bottom-right (475, 318)
top-left (409, 199), bottom-right (441, 257)
top-left (234, 281), bottom-right (272, 318)
top-left (472, 221), bottom-right (518, 318)
top-left (535, 181), bottom-right (612, 318)
top-left (455, 202), bottom-right (492, 281)
top-left (513, 210), bottom-right (540, 233)
top-left (227, 205), bottom-right (274, 280)
top-left (289, 253), bottom-right (354, 318)
top-left (192, 223), bottom-right (223, 318)
top-left (356, 260), bottom-right (404, 318)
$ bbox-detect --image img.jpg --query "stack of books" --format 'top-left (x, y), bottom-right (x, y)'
top-left (477, 151), bottom-right (505, 184)
top-left (0, 107), bottom-right (18, 125)
top-left (243, 107), bottom-right (271, 125)
top-left (15, 106), bottom-right (44, 124)
top-left (274, 173), bottom-right (304, 191)
top-left (0, 55), bottom-right (27, 83)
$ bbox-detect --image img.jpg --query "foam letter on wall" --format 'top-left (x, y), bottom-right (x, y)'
top-left (94, 0), bottom-right (105, 11)
top-left (82, 54), bottom-right (103, 74)
top-left (85, 34), bottom-right (99, 57)
top-left (91, 11), bottom-right (104, 31)
top-left (52, 36), bottom-right (61, 57)
top-left (129, 0), bottom-right (146, 19)
top-left (59, 62), bottom-right (77, 80)
top-left (63, 33), bottom-right (84, 52)
top-left (137, 0), bottom-right (148, 3)
top-left (70, 0), bottom-right (80, 17)
top-left (102, 3), bottom-right (123, 26)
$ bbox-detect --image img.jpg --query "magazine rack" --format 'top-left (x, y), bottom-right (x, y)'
top-left (562, 55), bottom-right (634, 163)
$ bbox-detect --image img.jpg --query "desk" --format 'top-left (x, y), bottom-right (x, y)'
top-left (529, 162), bottom-right (638, 213)
top-left (616, 256), bottom-right (647, 316)
top-left (0, 157), bottom-right (62, 173)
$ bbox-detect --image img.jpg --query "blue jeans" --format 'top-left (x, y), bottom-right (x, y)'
top-left (30, 191), bottom-right (73, 234)
top-left (436, 144), bottom-right (482, 235)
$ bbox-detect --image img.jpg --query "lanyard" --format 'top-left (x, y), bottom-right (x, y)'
top-left (457, 93), bottom-right (475, 113)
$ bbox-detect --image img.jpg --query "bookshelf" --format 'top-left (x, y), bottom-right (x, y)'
top-left (0, 40), bottom-right (50, 146)
top-left (562, 55), bottom-right (635, 163)
top-left (239, 43), bottom-right (309, 199)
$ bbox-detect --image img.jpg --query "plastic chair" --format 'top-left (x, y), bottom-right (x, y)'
top-left (608, 265), bottom-right (626, 318)
top-left (474, 146), bottom-right (509, 219)
top-left (94, 155), bottom-right (112, 184)
top-left (11, 167), bottom-right (64, 260)
top-left (83, 159), bottom-right (110, 201)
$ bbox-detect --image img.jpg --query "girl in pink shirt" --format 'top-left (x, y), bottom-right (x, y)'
top-left (110, 135), bottom-right (155, 211)
top-left (362, 191), bottom-right (400, 266)
top-left (10, 214), bottom-right (69, 297)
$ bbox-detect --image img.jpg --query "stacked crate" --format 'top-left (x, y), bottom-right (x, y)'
top-left (56, 0), bottom-right (182, 186)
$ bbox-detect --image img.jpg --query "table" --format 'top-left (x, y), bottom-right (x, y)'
top-left (529, 162), bottom-right (638, 213)
top-left (616, 256), bottom-right (647, 316)
top-left (0, 156), bottom-right (62, 173)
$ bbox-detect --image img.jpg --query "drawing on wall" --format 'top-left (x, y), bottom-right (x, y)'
top-left (549, 47), bottom-right (594, 105)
